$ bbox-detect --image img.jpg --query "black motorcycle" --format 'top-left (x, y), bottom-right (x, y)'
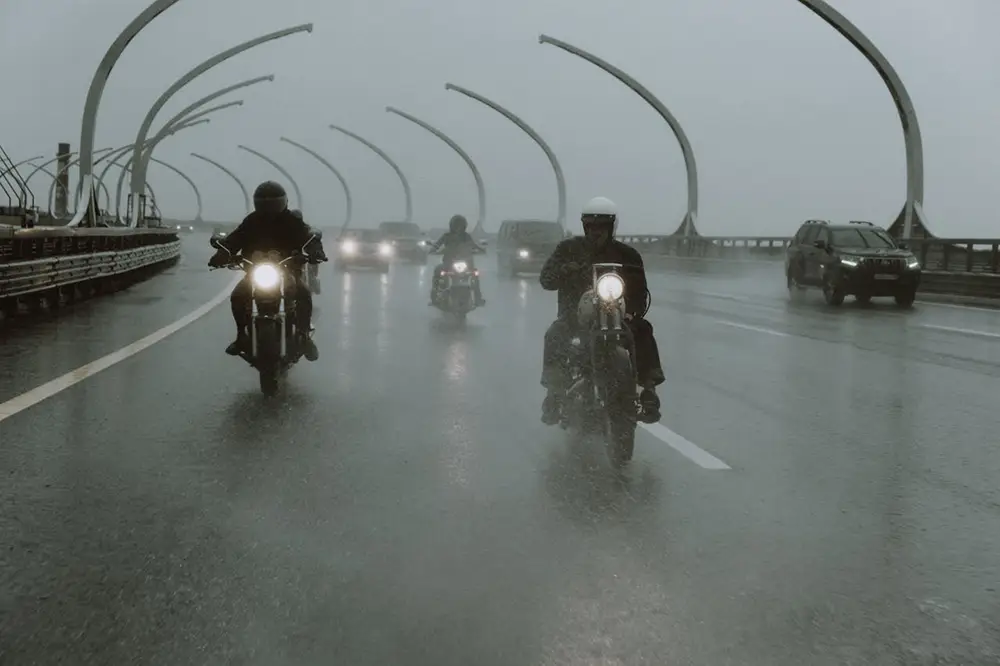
top-left (210, 233), bottom-right (326, 395)
top-left (554, 262), bottom-right (648, 467)
top-left (429, 247), bottom-right (485, 324)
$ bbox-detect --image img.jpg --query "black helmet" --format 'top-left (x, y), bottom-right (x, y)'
top-left (253, 181), bottom-right (288, 215)
top-left (449, 214), bottom-right (468, 233)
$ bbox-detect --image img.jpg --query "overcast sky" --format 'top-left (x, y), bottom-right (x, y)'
top-left (2, 0), bottom-right (998, 236)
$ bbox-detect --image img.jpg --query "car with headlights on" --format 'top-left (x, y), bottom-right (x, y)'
top-left (378, 221), bottom-right (429, 264)
top-left (785, 219), bottom-right (921, 306)
top-left (335, 228), bottom-right (393, 273)
top-left (495, 219), bottom-right (565, 278)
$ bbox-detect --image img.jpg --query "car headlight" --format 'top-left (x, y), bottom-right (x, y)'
top-left (341, 240), bottom-right (357, 255)
top-left (906, 256), bottom-right (920, 269)
top-left (840, 256), bottom-right (859, 267)
top-left (379, 242), bottom-right (393, 256)
top-left (453, 261), bottom-right (468, 273)
top-left (252, 264), bottom-right (280, 289)
top-left (596, 273), bottom-right (625, 301)
top-left (518, 248), bottom-right (530, 259)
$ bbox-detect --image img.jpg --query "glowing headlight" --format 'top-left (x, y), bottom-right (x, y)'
top-left (378, 242), bottom-right (393, 256)
top-left (453, 261), bottom-right (468, 273)
top-left (840, 256), bottom-right (859, 267)
top-left (906, 257), bottom-right (920, 269)
top-left (518, 248), bottom-right (530, 259)
top-left (252, 264), bottom-right (280, 289)
top-left (596, 273), bottom-right (625, 301)
top-left (340, 240), bottom-right (357, 255)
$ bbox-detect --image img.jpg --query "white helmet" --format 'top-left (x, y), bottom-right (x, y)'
top-left (581, 196), bottom-right (618, 236)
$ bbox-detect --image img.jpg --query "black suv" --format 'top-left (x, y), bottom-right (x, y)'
top-left (784, 220), bottom-right (921, 306)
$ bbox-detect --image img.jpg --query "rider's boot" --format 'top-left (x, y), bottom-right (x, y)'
top-left (226, 327), bottom-right (249, 356)
top-left (298, 326), bottom-right (319, 361)
top-left (638, 386), bottom-right (661, 423)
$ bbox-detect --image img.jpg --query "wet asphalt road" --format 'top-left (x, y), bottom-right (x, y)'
top-left (1, 237), bottom-right (999, 665)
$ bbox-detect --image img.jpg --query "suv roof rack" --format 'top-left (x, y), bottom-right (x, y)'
top-left (804, 219), bottom-right (829, 225)
top-left (848, 220), bottom-right (874, 226)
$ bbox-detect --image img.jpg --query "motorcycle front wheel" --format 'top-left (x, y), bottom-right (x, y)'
top-left (601, 347), bottom-right (638, 468)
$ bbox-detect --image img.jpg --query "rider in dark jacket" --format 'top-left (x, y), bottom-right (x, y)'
top-left (428, 214), bottom-right (486, 306)
top-left (538, 196), bottom-right (664, 424)
top-left (208, 181), bottom-right (327, 360)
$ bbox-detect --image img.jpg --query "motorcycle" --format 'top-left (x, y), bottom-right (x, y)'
top-left (429, 247), bottom-right (485, 323)
top-left (555, 262), bottom-right (645, 467)
top-left (210, 233), bottom-right (326, 395)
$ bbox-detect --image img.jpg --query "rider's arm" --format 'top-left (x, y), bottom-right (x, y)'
top-left (218, 216), bottom-right (253, 255)
top-left (622, 245), bottom-right (649, 318)
top-left (429, 233), bottom-right (447, 252)
top-left (539, 239), bottom-right (573, 291)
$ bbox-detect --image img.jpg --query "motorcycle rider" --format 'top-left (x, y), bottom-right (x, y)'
top-left (428, 214), bottom-right (486, 306)
top-left (208, 181), bottom-right (327, 361)
top-left (539, 196), bottom-right (664, 424)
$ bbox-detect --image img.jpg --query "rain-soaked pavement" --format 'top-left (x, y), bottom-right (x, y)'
top-left (1, 236), bottom-right (999, 665)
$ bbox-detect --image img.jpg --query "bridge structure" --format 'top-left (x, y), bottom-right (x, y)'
top-left (4, 1), bottom-right (1000, 662)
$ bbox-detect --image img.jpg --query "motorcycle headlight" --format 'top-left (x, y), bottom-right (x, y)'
top-left (596, 273), bottom-right (625, 301)
top-left (379, 242), bottom-right (393, 256)
top-left (906, 256), bottom-right (920, 269)
top-left (340, 240), bottom-right (357, 255)
top-left (518, 248), bottom-right (530, 259)
top-left (252, 264), bottom-right (280, 289)
top-left (453, 261), bottom-right (468, 273)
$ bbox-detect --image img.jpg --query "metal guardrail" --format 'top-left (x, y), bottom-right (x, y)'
top-left (625, 234), bottom-right (1000, 299)
top-left (0, 241), bottom-right (181, 298)
top-left (0, 227), bottom-right (180, 305)
top-left (620, 235), bottom-right (1000, 274)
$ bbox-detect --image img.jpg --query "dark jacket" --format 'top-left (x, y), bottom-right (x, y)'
top-left (431, 230), bottom-right (481, 264)
top-left (218, 209), bottom-right (317, 259)
top-left (539, 237), bottom-right (648, 319)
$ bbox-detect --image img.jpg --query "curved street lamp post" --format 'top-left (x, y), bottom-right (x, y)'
top-left (71, 0), bottom-right (187, 228)
top-left (279, 137), bottom-right (353, 230)
top-left (385, 106), bottom-right (486, 236)
top-left (328, 125), bottom-right (412, 224)
top-left (539, 34), bottom-right (699, 237)
top-left (444, 83), bottom-right (565, 229)
top-left (796, 0), bottom-right (927, 239)
top-left (125, 23), bottom-right (313, 226)
top-left (116, 99), bottom-right (244, 214)
top-left (237, 145), bottom-right (304, 211)
top-left (190, 153), bottom-right (251, 214)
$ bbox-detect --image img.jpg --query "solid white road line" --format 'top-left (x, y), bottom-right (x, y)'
top-left (714, 319), bottom-right (790, 337)
top-left (0, 276), bottom-right (241, 424)
top-left (639, 423), bottom-right (731, 470)
top-left (917, 323), bottom-right (1000, 340)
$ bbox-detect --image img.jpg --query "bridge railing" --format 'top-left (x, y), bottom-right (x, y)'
top-left (619, 234), bottom-right (1000, 274)
top-left (0, 226), bottom-right (181, 313)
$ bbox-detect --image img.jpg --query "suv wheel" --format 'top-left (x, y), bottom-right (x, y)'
top-left (822, 275), bottom-right (845, 306)
top-left (894, 288), bottom-right (916, 308)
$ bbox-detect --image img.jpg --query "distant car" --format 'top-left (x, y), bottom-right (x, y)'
top-left (784, 219), bottom-right (921, 307)
top-left (174, 223), bottom-right (194, 233)
top-left (495, 219), bottom-right (565, 277)
top-left (378, 221), bottom-right (429, 264)
top-left (335, 228), bottom-right (393, 273)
